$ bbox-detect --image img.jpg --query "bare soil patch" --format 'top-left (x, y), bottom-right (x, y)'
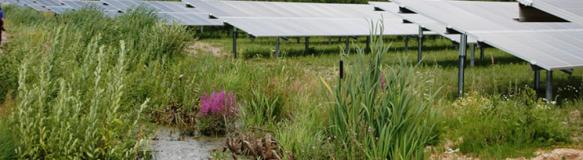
top-left (186, 41), bottom-right (227, 57)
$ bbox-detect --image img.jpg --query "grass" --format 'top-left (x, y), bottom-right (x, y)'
top-left (1, 4), bottom-right (582, 159)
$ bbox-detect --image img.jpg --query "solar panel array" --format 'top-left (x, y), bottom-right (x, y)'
top-left (394, 0), bottom-right (583, 70)
top-left (183, 0), bottom-right (430, 37)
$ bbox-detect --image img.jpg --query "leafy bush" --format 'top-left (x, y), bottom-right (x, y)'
top-left (328, 32), bottom-right (437, 159)
top-left (197, 91), bottom-right (239, 135)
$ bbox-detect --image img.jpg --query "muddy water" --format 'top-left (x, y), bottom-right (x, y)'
top-left (151, 127), bottom-right (225, 160)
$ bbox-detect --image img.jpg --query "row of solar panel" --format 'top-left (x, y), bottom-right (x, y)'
top-left (1, 0), bottom-right (438, 37)
top-left (2, 0), bottom-right (224, 26)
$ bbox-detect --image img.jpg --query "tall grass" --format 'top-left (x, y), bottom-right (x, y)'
top-left (328, 30), bottom-right (437, 159)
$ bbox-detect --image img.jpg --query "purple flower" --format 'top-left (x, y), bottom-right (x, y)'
top-left (199, 91), bottom-right (238, 118)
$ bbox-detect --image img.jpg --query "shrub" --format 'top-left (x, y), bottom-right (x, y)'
top-left (197, 91), bottom-right (239, 135)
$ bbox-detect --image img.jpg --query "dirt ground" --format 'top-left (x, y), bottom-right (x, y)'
top-left (186, 41), bottom-right (226, 57)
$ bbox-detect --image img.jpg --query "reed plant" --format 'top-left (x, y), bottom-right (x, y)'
top-left (328, 25), bottom-right (437, 159)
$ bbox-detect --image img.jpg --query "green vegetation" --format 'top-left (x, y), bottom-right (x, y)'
top-left (0, 4), bottom-right (582, 160)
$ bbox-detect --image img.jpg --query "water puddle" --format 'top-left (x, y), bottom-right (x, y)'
top-left (151, 126), bottom-right (224, 160)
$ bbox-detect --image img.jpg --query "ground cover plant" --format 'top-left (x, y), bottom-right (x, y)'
top-left (0, 4), bottom-right (582, 160)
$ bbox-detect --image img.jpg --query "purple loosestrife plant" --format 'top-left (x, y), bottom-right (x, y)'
top-left (197, 90), bottom-right (239, 135)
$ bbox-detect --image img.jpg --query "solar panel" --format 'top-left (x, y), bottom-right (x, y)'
top-left (475, 30), bottom-right (583, 70)
top-left (184, 0), bottom-right (390, 19)
top-left (395, 0), bottom-right (581, 33)
top-left (157, 12), bottom-right (223, 26)
top-left (17, 0), bottom-right (49, 11)
top-left (370, 2), bottom-right (477, 43)
top-left (224, 17), bottom-right (422, 37)
top-left (137, 1), bottom-right (224, 26)
top-left (3, 0), bottom-right (19, 4)
top-left (46, 5), bottom-right (73, 14)
top-left (30, 0), bottom-right (61, 7)
top-left (394, 0), bottom-right (583, 70)
top-left (519, 0), bottom-right (583, 25)
top-left (141, 1), bottom-right (194, 13)
top-left (100, 0), bottom-right (142, 12)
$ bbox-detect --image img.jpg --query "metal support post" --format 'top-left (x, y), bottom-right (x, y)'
top-left (470, 44), bottom-right (476, 66)
top-left (417, 26), bottom-right (424, 63)
top-left (405, 36), bottom-right (410, 49)
top-left (458, 33), bottom-right (468, 98)
top-left (304, 37), bottom-right (310, 54)
top-left (546, 70), bottom-right (553, 102)
top-left (345, 36), bottom-right (350, 54)
top-left (366, 36), bottom-right (371, 53)
top-left (275, 37), bottom-right (281, 57)
top-left (531, 65), bottom-right (541, 90)
top-left (479, 43), bottom-right (485, 62)
top-left (232, 28), bottom-right (238, 58)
